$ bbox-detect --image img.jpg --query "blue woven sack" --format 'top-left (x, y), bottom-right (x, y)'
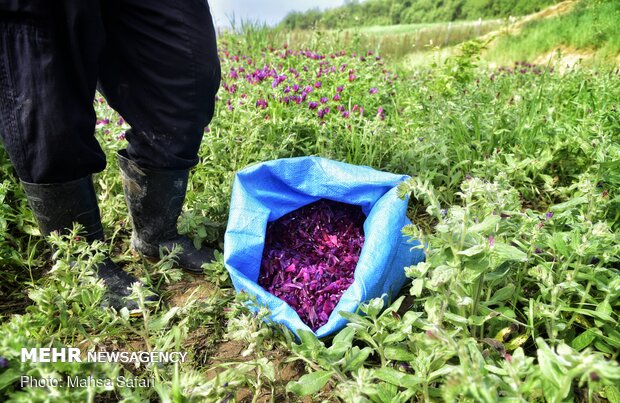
top-left (223, 156), bottom-right (424, 338)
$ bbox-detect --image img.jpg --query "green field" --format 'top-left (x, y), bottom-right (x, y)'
top-left (1, 7), bottom-right (620, 403)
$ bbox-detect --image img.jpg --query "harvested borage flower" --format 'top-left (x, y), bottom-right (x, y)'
top-left (258, 199), bottom-right (365, 331)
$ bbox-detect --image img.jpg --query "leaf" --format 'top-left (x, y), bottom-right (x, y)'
top-left (383, 331), bottom-right (407, 345)
top-left (444, 312), bottom-right (468, 325)
top-left (467, 215), bottom-right (501, 234)
top-left (384, 345), bottom-right (416, 362)
top-left (604, 385), bottom-right (620, 403)
top-left (373, 367), bottom-right (422, 389)
top-left (468, 311), bottom-right (500, 326)
top-left (332, 326), bottom-right (355, 347)
top-left (0, 368), bottom-right (20, 390)
top-left (328, 327), bottom-right (355, 358)
top-left (458, 244), bottom-right (485, 257)
top-left (343, 347), bottom-right (372, 372)
top-left (571, 329), bottom-right (598, 351)
top-left (489, 284), bottom-right (516, 304)
top-left (550, 196), bottom-right (587, 212)
top-left (286, 370), bottom-right (333, 396)
top-left (492, 243), bottom-right (528, 263)
top-left (505, 333), bottom-right (530, 350)
top-left (410, 278), bottom-right (424, 297)
top-left (297, 329), bottom-right (324, 353)
top-left (595, 299), bottom-right (612, 327)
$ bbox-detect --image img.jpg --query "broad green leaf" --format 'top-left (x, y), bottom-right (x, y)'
top-left (364, 297), bottom-right (385, 318)
top-left (604, 385), bottom-right (620, 403)
top-left (458, 244), bottom-right (485, 257)
top-left (571, 329), bottom-right (598, 351)
top-left (489, 284), bottom-right (516, 303)
top-left (492, 243), bottom-right (527, 263)
top-left (0, 368), bottom-right (21, 390)
top-left (383, 331), bottom-right (408, 345)
top-left (505, 333), bottom-right (529, 350)
top-left (343, 346), bottom-right (372, 372)
top-left (562, 307), bottom-right (613, 323)
top-left (340, 311), bottom-right (373, 328)
top-left (430, 265), bottom-right (456, 287)
top-left (595, 299), bottom-right (612, 327)
top-left (467, 215), bottom-right (501, 234)
top-left (297, 329), bottom-right (324, 352)
top-left (550, 196), bottom-right (587, 212)
top-left (286, 370), bottom-right (333, 396)
top-left (373, 367), bottom-right (422, 389)
top-left (468, 312), bottom-right (499, 326)
top-left (328, 327), bottom-right (355, 358)
top-left (384, 345), bottom-right (416, 362)
top-left (444, 312), bottom-right (468, 326)
top-left (331, 326), bottom-right (355, 348)
top-left (410, 278), bottom-right (424, 297)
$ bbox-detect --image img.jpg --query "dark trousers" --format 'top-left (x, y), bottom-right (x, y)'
top-left (0, 0), bottom-right (221, 184)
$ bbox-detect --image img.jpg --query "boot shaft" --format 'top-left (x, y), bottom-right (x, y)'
top-left (117, 150), bottom-right (189, 246)
top-left (21, 176), bottom-right (104, 242)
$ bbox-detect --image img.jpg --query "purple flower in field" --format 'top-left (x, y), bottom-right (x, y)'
top-left (333, 94), bottom-right (341, 101)
top-left (282, 96), bottom-right (291, 104)
top-left (369, 87), bottom-right (378, 94)
top-left (320, 97), bottom-right (328, 104)
top-left (229, 69), bottom-right (238, 79)
top-left (342, 110), bottom-right (350, 118)
top-left (104, 129), bottom-right (110, 135)
top-left (337, 105), bottom-right (345, 112)
top-left (117, 118), bottom-right (125, 126)
top-left (0, 357), bottom-right (8, 369)
top-left (117, 132), bottom-right (126, 141)
top-left (308, 101), bottom-right (319, 110)
top-left (349, 74), bottom-right (357, 82)
top-left (304, 85), bottom-right (313, 93)
top-left (377, 106), bottom-right (385, 120)
top-left (489, 236), bottom-right (495, 248)
top-left (546, 212), bottom-right (554, 220)
top-left (227, 104), bottom-right (234, 111)
top-left (283, 86), bottom-right (291, 94)
top-left (317, 107), bottom-right (330, 119)
top-left (336, 85), bottom-right (344, 93)
top-left (534, 247), bottom-right (543, 254)
top-left (256, 98), bottom-right (268, 109)
top-left (314, 81), bottom-right (322, 88)
top-left (292, 84), bottom-right (300, 93)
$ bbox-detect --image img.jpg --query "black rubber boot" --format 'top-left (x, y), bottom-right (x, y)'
top-left (117, 150), bottom-right (215, 274)
top-left (21, 176), bottom-right (158, 313)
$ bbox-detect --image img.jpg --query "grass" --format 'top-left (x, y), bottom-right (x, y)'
top-left (282, 18), bottom-right (505, 60)
top-left (0, 21), bottom-right (619, 402)
top-left (485, 0), bottom-right (620, 65)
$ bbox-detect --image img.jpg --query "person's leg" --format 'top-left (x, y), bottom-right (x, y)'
top-left (0, 1), bottom-right (156, 311)
top-left (99, 0), bottom-right (221, 273)
top-left (0, 1), bottom-right (105, 184)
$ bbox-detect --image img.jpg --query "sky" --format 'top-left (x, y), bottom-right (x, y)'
top-left (208, 0), bottom-right (347, 29)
